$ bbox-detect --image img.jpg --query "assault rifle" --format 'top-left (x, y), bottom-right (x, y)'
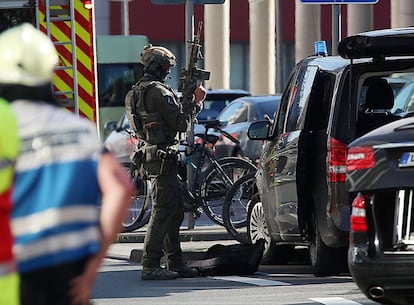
top-left (178, 21), bottom-right (210, 116)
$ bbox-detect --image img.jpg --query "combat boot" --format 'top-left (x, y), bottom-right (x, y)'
top-left (169, 265), bottom-right (199, 278)
top-left (141, 267), bottom-right (179, 280)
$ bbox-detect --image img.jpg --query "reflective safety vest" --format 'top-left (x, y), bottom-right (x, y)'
top-left (0, 98), bottom-right (19, 271)
top-left (11, 100), bottom-right (102, 274)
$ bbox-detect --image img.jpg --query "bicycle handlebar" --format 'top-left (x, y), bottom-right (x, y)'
top-left (196, 119), bottom-right (240, 145)
top-left (218, 128), bottom-right (240, 144)
top-left (196, 119), bottom-right (221, 129)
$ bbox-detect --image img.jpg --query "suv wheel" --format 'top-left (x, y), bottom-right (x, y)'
top-left (309, 213), bottom-right (343, 276)
top-left (247, 199), bottom-right (293, 265)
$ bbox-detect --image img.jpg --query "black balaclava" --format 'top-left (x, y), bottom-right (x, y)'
top-left (143, 62), bottom-right (170, 82)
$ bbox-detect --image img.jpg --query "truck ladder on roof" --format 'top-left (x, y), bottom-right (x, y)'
top-left (39, 0), bottom-right (78, 113)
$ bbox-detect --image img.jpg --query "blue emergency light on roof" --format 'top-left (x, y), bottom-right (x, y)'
top-left (315, 40), bottom-right (328, 56)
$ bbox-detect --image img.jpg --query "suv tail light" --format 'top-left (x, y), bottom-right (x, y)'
top-left (346, 146), bottom-right (376, 172)
top-left (328, 138), bottom-right (347, 183)
top-left (351, 194), bottom-right (369, 232)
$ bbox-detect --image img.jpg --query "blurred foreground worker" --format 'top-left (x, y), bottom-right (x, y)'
top-left (0, 98), bottom-right (20, 305)
top-left (125, 45), bottom-right (206, 280)
top-left (0, 23), bottom-right (133, 305)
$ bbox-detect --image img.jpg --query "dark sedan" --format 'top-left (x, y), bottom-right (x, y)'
top-left (210, 95), bottom-right (281, 164)
top-left (197, 89), bottom-right (251, 120)
top-left (346, 117), bottom-right (414, 305)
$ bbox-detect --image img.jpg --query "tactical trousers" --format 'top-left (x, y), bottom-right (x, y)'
top-left (141, 158), bottom-right (185, 269)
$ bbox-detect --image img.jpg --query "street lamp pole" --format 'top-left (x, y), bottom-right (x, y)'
top-left (111, 0), bottom-right (131, 35)
top-left (121, 0), bottom-right (130, 35)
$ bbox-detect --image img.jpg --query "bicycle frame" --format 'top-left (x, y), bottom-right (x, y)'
top-left (178, 119), bottom-right (248, 216)
top-left (122, 119), bottom-right (256, 231)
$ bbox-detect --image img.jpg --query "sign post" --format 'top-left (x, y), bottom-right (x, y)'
top-left (300, 0), bottom-right (378, 3)
top-left (300, 0), bottom-right (378, 55)
top-left (152, 0), bottom-right (224, 3)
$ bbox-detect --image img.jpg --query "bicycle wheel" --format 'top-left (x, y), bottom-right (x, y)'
top-left (222, 172), bottom-right (256, 243)
top-left (199, 157), bottom-right (256, 226)
top-left (122, 165), bottom-right (152, 232)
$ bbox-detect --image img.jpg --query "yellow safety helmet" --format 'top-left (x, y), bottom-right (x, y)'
top-left (0, 23), bottom-right (58, 86)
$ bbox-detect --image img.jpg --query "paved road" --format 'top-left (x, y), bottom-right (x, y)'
top-left (92, 257), bottom-right (376, 305)
top-left (92, 226), bottom-right (377, 305)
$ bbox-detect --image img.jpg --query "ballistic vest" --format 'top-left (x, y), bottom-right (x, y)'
top-left (127, 79), bottom-right (175, 145)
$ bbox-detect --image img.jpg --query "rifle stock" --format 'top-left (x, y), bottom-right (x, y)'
top-left (178, 21), bottom-right (210, 114)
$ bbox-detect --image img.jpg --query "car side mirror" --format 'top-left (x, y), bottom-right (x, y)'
top-left (248, 120), bottom-right (270, 140)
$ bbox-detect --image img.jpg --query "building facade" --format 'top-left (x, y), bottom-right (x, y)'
top-left (96, 0), bottom-right (408, 93)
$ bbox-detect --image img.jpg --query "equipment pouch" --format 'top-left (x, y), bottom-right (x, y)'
top-left (160, 153), bottom-right (178, 176)
top-left (144, 145), bottom-right (159, 162)
top-left (125, 88), bottom-right (147, 141)
top-left (130, 149), bottom-right (144, 168)
top-left (144, 121), bottom-right (172, 145)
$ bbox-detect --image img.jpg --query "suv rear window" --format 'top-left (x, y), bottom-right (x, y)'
top-left (304, 71), bottom-right (335, 132)
top-left (285, 66), bottom-right (318, 132)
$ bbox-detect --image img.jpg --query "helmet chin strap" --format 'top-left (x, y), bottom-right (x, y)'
top-left (144, 63), bottom-right (170, 81)
top-left (159, 69), bottom-right (169, 81)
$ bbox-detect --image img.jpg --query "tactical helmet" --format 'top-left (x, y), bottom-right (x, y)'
top-left (0, 23), bottom-right (59, 86)
top-left (140, 44), bottom-right (176, 69)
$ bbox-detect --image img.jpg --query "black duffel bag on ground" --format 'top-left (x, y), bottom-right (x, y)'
top-left (187, 239), bottom-right (265, 276)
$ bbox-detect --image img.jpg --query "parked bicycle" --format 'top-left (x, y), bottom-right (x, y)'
top-left (122, 158), bottom-right (152, 232)
top-left (222, 172), bottom-right (257, 243)
top-left (122, 119), bottom-right (257, 232)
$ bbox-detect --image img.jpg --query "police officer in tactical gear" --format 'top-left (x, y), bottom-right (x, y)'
top-left (132, 45), bottom-right (206, 280)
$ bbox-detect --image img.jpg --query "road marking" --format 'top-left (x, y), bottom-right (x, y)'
top-left (210, 276), bottom-right (290, 286)
top-left (257, 271), bottom-right (313, 278)
top-left (309, 297), bottom-right (362, 304)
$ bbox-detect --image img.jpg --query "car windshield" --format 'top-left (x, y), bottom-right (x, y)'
top-left (197, 91), bottom-right (251, 120)
top-left (257, 100), bottom-right (279, 120)
top-left (392, 82), bottom-right (414, 114)
top-left (198, 99), bottom-right (229, 120)
top-left (218, 102), bottom-right (248, 125)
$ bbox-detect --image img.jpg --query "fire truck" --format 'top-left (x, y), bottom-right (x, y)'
top-left (0, 0), bottom-right (148, 139)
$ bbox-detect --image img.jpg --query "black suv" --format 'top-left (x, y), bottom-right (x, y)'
top-left (247, 28), bottom-right (414, 276)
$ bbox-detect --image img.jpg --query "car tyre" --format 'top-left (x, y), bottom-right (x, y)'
top-left (308, 213), bottom-right (343, 276)
top-left (222, 172), bottom-right (257, 244)
top-left (247, 198), bottom-right (293, 265)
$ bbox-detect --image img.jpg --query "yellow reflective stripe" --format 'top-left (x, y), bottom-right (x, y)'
top-left (53, 74), bottom-right (73, 92)
top-left (38, 1), bottom-right (96, 121)
top-left (14, 226), bottom-right (100, 262)
top-left (0, 272), bottom-right (19, 305)
top-left (76, 36), bottom-right (92, 72)
top-left (79, 98), bottom-right (94, 120)
top-left (12, 206), bottom-right (99, 237)
top-left (0, 98), bottom-right (19, 193)
top-left (74, 1), bottom-right (95, 121)
top-left (74, 0), bottom-right (89, 19)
